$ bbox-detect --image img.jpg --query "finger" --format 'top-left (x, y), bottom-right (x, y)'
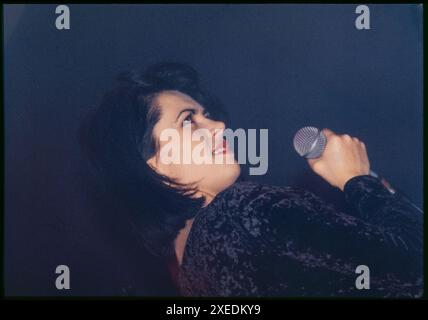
top-left (321, 128), bottom-right (335, 139)
top-left (341, 134), bottom-right (352, 141)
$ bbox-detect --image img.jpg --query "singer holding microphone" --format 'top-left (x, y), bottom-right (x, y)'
top-left (80, 62), bottom-right (422, 297)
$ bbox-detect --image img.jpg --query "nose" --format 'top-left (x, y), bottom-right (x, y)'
top-left (203, 116), bottom-right (225, 133)
top-left (209, 119), bottom-right (225, 138)
top-left (204, 118), bottom-right (226, 146)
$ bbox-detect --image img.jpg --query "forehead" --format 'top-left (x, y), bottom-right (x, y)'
top-left (154, 90), bottom-right (203, 115)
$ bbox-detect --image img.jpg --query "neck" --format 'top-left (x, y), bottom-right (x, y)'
top-left (174, 218), bottom-right (195, 266)
top-left (197, 189), bottom-right (216, 207)
top-left (174, 189), bottom-right (217, 266)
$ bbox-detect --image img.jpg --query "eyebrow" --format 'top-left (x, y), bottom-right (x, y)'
top-left (175, 107), bottom-right (201, 123)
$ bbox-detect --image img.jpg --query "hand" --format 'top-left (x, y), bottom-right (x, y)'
top-left (307, 128), bottom-right (370, 191)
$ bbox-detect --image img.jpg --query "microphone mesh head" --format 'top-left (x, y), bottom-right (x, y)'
top-left (293, 126), bottom-right (327, 159)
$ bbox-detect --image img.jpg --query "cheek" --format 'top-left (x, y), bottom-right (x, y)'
top-left (155, 131), bottom-right (240, 184)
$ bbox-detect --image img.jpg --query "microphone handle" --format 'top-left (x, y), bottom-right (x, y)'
top-left (369, 169), bottom-right (379, 179)
top-left (369, 170), bottom-right (423, 214)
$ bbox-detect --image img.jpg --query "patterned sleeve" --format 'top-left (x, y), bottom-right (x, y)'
top-left (219, 177), bottom-right (423, 297)
top-left (343, 175), bottom-right (422, 256)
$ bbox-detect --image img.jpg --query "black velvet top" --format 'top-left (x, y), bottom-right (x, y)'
top-left (177, 175), bottom-right (423, 297)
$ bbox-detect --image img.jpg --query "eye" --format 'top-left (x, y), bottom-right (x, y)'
top-left (203, 110), bottom-right (212, 118)
top-left (182, 112), bottom-right (194, 126)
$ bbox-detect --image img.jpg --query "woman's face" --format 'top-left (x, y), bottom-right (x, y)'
top-left (146, 90), bottom-right (241, 200)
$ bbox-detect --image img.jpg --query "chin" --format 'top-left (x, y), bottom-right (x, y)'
top-left (199, 163), bottom-right (241, 196)
top-left (221, 163), bottom-right (241, 188)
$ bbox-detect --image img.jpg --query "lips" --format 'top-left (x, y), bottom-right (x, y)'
top-left (212, 138), bottom-right (228, 155)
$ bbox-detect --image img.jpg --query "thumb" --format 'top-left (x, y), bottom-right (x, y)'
top-left (307, 157), bottom-right (319, 168)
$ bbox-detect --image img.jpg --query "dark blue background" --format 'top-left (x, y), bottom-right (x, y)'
top-left (4, 4), bottom-right (423, 296)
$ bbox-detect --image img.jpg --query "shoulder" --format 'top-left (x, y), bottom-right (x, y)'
top-left (179, 182), bottom-right (330, 295)
top-left (208, 181), bottom-right (326, 216)
top-left (192, 181), bottom-right (329, 238)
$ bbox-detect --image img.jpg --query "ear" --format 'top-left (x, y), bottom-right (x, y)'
top-left (146, 156), bottom-right (158, 171)
top-left (146, 155), bottom-right (171, 180)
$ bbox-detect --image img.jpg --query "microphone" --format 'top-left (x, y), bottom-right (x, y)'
top-left (293, 126), bottom-right (381, 179)
top-left (293, 126), bottom-right (423, 213)
top-left (293, 126), bottom-right (327, 159)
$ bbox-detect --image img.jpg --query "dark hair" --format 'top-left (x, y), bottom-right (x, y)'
top-left (79, 62), bottom-right (227, 259)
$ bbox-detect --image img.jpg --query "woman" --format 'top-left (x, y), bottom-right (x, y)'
top-left (80, 62), bottom-right (422, 297)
